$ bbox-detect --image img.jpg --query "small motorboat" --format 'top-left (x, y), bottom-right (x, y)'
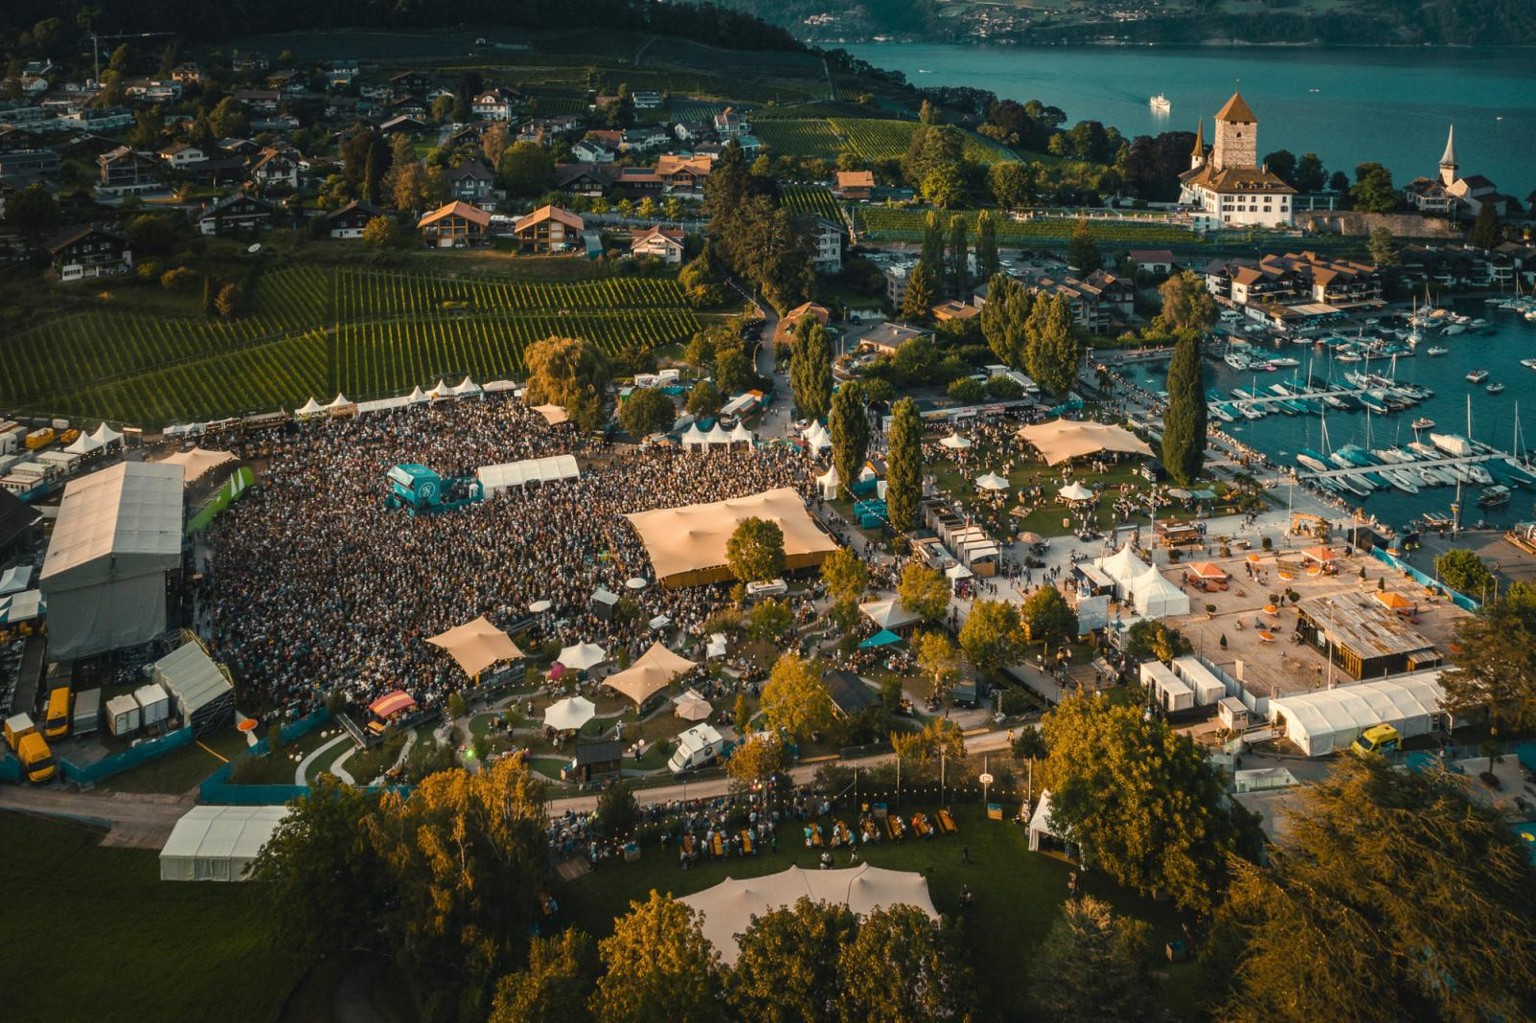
top-left (1466, 369), bottom-right (1489, 384)
top-left (1411, 416), bottom-right (1435, 430)
top-left (1487, 382), bottom-right (1506, 395)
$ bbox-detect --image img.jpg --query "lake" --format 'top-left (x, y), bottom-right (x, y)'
top-left (847, 43), bottom-right (1536, 199)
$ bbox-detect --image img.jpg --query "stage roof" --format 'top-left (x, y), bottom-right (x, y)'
top-left (624, 487), bottom-right (837, 587)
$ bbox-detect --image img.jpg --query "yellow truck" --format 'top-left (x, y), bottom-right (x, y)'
top-left (23, 427), bottom-right (54, 451)
top-left (4, 713), bottom-right (57, 783)
top-left (1351, 724), bottom-right (1401, 756)
top-left (44, 685), bottom-right (71, 740)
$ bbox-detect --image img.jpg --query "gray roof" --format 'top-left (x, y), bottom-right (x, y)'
top-left (40, 462), bottom-right (184, 589)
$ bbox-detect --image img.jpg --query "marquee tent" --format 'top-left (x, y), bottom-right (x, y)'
top-left (679, 865), bottom-right (939, 966)
top-left (295, 397), bottom-right (325, 418)
top-left (976, 472), bottom-right (1009, 491)
top-left (557, 642), bottom-right (608, 671)
top-left (1094, 545), bottom-right (1148, 595)
top-left (704, 424), bottom-right (731, 446)
top-left (680, 424), bottom-right (709, 448)
top-left (945, 563), bottom-right (973, 581)
top-left (39, 462), bottom-right (184, 660)
top-left (1058, 482), bottom-right (1095, 502)
top-left (427, 615), bottom-right (525, 677)
top-left (706, 632), bottom-right (728, 659)
top-left (939, 432), bottom-right (972, 450)
top-left (158, 447), bottom-right (239, 485)
top-left (407, 386), bottom-right (428, 403)
top-left (624, 488), bottom-right (838, 587)
top-left (64, 433), bottom-right (103, 455)
top-left (1127, 563), bottom-right (1190, 619)
top-left (451, 377), bottom-right (482, 397)
top-left (801, 422), bottom-right (831, 451)
top-left (90, 423), bottom-right (123, 446)
top-left (0, 589), bottom-right (43, 624)
top-left (816, 464), bottom-right (840, 500)
top-left (532, 404), bottom-right (569, 426)
top-left (859, 598), bottom-right (922, 630)
top-left (1268, 671), bottom-right (1445, 757)
top-left (1028, 789), bottom-right (1062, 852)
top-left (1019, 420), bottom-right (1154, 466)
top-left (603, 641), bottom-right (696, 706)
top-left (160, 805), bottom-right (289, 882)
top-left (729, 423), bottom-right (755, 446)
top-left (476, 454), bottom-right (580, 494)
top-left (545, 695), bottom-right (596, 731)
top-left (151, 641), bottom-right (236, 735)
top-left (326, 393), bottom-right (354, 411)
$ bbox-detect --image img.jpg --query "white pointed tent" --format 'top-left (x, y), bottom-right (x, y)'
top-left (975, 471), bottom-right (1009, 491)
top-left (729, 423), bottom-right (755, 446)
top-left (802, 422), bottom-right (832, 451)
top-left (90, 423), bottom-right (124, 446)
top-left (859, 598), bottom-right (922, 630)
top-left (430, 378), bottom-right (448, 398)
top-left (1127, 563), bottom-right (1190, 618)
top-left (939, 432), bottom-right (971, 450)
top-left (426, 615), bottom-right (525, 677)
top-left (326, 393), bottom-right (353, 411)
top-left (452, 376), bottom-right (482, 396)
top-left (64, 433), bottom-right (103, 455)
top-left (1058, 481), bottom-right (1094, 502)
top-left (603, 641), bottom-right (697, 706)
top-left (704, 423), bottom-right (731, 446)
top-left (1095, 545), bottom-right (1148, 595)
top-left (556, 642), bottom-right (608, 671)
top-left (816, 464), bottom-right (840, 500)
top-left (407, 385), bottom-right (428, 403)
top-left (1028, 789), bottom-right (1062, 852)
top-left (295, 397), bottom-right (324, 418)
top-left (681, 423), bottom-right (710, 448)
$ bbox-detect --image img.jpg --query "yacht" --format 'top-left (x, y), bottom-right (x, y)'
top-left (1296, 449), bottom-right (1331, 473)
top-left (1150, 94), bottom-right (1171, 113)
top-left (1411, 416), bottom-right (1435, 430)
top-left (1478, 485), bottom-right (1512, 508)
top-left (1487, 382), bottom-right (1506, 395)
top-left (1426, 346), bottom-right (1449, 356)
top-left (1270, 357), bottom-right (1300, 368)
top-left (1466, 369), bottom-right (1490, 384)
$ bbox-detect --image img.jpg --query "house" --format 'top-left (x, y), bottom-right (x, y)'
top-left (571, 138), bottom-right (615, 164)
top-left (631, 90), bottom-right (663, 110)
top-left (772, 302), bottom-right (831, 348)
top-left (803, 215), bottom-right (843, 274)
top-left (932, 300), bottom-right (981, 324)
top-left (197, 192), bottom-right (279, 235)
top-left (0, 127), bottom-right (47, 152)
top-left (511, 204), bottom-right (584, 254)
top-left (97, 146), bottom-right (162, 193)
top-left (713, 106), bottom-right (748, 136)
top-left (125, 80), bottom-right (181, 103)
top-left (621, 127), bottom-right (670, 152)
top-left (389, 71), bottom-right (430, 97)
top-left (736, 134), bottom-right (761, 158)
top-left (1405, 125), bottom-right (1511, 221)
top-left (266, 69), bottom-right (306, 95)
top-left (554, 163), bottom-right (615, 196)
top-left (1034, 271), bottom-right (1134, 333)
top-left (379, 115), bottom-right (429, 137)
top-left (326, 200), bottom-right (387, 239)
top-left (444, 122), bottom-right (488, 149)
top-left (158, 142), bottom-right (206, 170)
top-left (471, 90), bottom-right (516, 122)
top-left (217, 138), bottom-right (262, 159)
top-left (231, 89), bottom-right (280, 114)
top-left (1177, 93), bottom-right (1296, 228)
top-left (446, 160), bottom-right (495, 204)
top-left (0, 149), bottom-right (60, 180)
top-left (860, 322), bottom-right (930, 356)
top-left (610, 165), bottom-right (663, 198)
top-left (884, 263), bottom-right (914, 308)
top-left (327, 60), bottom-right (360, 89)
top-left (45, 225), bottom-right (132, 282)
top-left (656, 154), bottom-right (712, 194)
top-left (630, 226), bottom-right (686, 264)
top-left (1128, 249), bottom-right (1176, 275)
top-left (417, 200), bottom-right (491, 248)
top-left (1205, 252), bottom-right (1382, 312)
top-left (673, 120), bottom-right (712, 142)
top-left (248, 146), bottom-right (303, 191)
top-left (822, 669), bottom-right (880, 719)
top-left (834, 170), bottom-right (875, 201)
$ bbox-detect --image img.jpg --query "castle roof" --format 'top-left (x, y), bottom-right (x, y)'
top-left (1215, 91), bottom-right (1257, 124)
top-left (1179, 163), bottom-right (1296, 195)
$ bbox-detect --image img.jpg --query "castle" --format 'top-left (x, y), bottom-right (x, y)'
top-left (1178, 92), bottom-right (1295, 229)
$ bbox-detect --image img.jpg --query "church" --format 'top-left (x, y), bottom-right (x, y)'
top-left (1404, 125), bottom-right (1509, 220)
top-left (1178, 92), bottom-right (1296, 229)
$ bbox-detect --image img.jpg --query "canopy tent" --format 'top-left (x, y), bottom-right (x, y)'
top-left (151, 641), bottom-right (236, 735)
top-left (326, 393), bottom-right (354, 411)
top-left (1186, 562), bottom-right (1229, 582)
top-left (158, 447), bottom-right (238, 485)
top-left (528, 599), bottom-right (553, 613)
top-left (1127, 563), bottom-right (1190, 619)
top-left (0, 589), bottom-right (44, 624)
top-left (815, 464), bottom-right (840, 500)
top-left (673, 689), bottom-right (712, 721)
top-left (64, 432), bottom-right (104, 455)
top-left (859, 629), bottom-right (903, 649)
top-left (39, 462), bottom-right (184, 660)
top-left (975, 472), bottom-right (1009, 492)
top-left (624, 488), bottom-right (837, 588)
top-left (729, 423), bottom-right (755, 446)
top-left (160, 805), bottom-right (289, 882)
top-left (0, 564), bottom-right (31, 596)
top-left (1375, 590), bottom-right (1415, 613)
top-left (1094, 545), bottom-right (1148, 594)
top-left (704, 424), bottom-right (731, 446)
top-left (1058, 481), bottom-right (1095, 502)
top-left (681, 865), bottom-right (939, 966)
top-left (556, 642), bottom-right (608, 671)
top-left (1028, 789), bottom-right (1062, 852)
top-left (680, 424), bottom-right (710, 448)
top-left (706, 632), bottom-right (728, 659)
top-left (426, 615), bottom-right (525, 677)
top-left (1019, 419), bottom-right (1154, 466)
top-left (369, 690), bottom-right (417, 719)
top-left (938, 432), bottom-right (972, 450)
top-left (295, 397), bottom-right (325, 417)
top-left (944, 563), bottom-right (974, 581)
top-left (476, 454), bottom-right (579, 494)
top-left (604, 642), bottom-right (697, 706)
top-left (450, 376), bottom-right (482, 397)
top-left (90, 423), bottom-right (123, 446)
top-left (1270, 672), bottom-right (1445, 757)
top-left (544, 695), bottom-right (596, 731)
top-left (801, 422), bottom-right (832, 451)
top-left (406, 385), bottom-right (428, 404)
top-left (532, 404), bottom-right (569, 426)
top-left (859, 598), bottom-right (922, 630)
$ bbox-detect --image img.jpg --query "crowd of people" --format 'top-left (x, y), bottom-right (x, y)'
top-left (201, 397), bottom-right (816, 718)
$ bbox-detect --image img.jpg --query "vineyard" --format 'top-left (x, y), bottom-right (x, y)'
top-left (751, 118), bottom-right (844, 158)
top-left (829, 118), bottom-right (1018, 166)
top-left (1, 265), bottom-right (699, 426)
top-left (855, 207), bottom-right (1202, 245)
top-left (778, 185), bottom-right (843, 223)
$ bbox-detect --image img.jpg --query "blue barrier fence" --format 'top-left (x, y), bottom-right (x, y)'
top-left (198, 708), bottom-right (332, 804)
top-left (60, 726), bottom-right (195, 785)
top-left (1369, 547), bottom-right (1481, 613)
top-left (0, 752), bottom-right (20, 784)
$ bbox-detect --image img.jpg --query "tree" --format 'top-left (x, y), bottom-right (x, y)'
top-left (1294, 152), bottom-right (1327, 193)
top-left (1162, 329), bottom-right (1207, 486)
top-left (724, 729), bottom-right (790, 787)
top-left (789, 317), bottom-right (833, 421)
top-left (490, 931), bottom-right (598, 1023)
top-left (481, 122), bottom-right (510, 169)
top-left (820, 546), bottom-right (870, 618)
top-left (947, 215), bottom-right (968, 298)
top-left (1028, 897), bottom-right (1155, 1023)
top-left (760, 653), bottom-right (834, 741)
top-left (618, 388), bottom-right (675, 438)
top-left (498, 141), bottom-right (555, 197)
top-left (726, 517), bottom-right (786, 583)
top-left (1328, 170), bottom-right (1350, 194)
top-left (898, 562), bottom-right (950, 623)
top-left (248, 776), bottom-right (386, 958)
top-left (3, 184), bottom-right (59, 243)
top-left (886, 398), bottom-right (923, 534)
top-left (947, 378), bottom-right (985, 403)
top-left (1439, 581), bottom-right (1536, 730)
top-left (716, 348), bottom-right (754, 396)
top-left (1435, 547), bottom-right (1496, 600)
top-left (914, 631), bottom-right (962, 703)
top-left (990, 161), bottom-right (1032, 209)
top-left (1041, 694), bottom-right (1237, 912)
top-left (594, 779), bottom-right (640, 840)
top-left (1468, 200), bottom-right (1502, 250)
top-left (727, 898), bottom-right (859, 1023)
top-left (592, 892), bottom-right (724, 1023)
top-left (974, 209), bottom-right (1000, 282)
top-left (747, 598), bottom-right (793, 643)
top-left (361, 215), bottom-right (402, 250)
top-left (523, 335), bottom-right (611, 431)
top-left (1067, 217), bottom-right (1102, 273)
top-left (829, 382), bottom-right (870, 503)
top-left (1157, 270), bottom-right (1216, 335)
top-left (1350, 161), bottom-right (1397, 213)
top-left (391, 161), bottom-right (447, 213)
top-left (214, 282), bottom-right (241, 319)
top-left (1019, 586), bottom-right (1079, 647)
top-left (1261, 149), bottom-right (1297, 187)
top-left (1368, 226), bottom-right (1401, 269)
top-left (959, 599), bottom-right (1023, 673)
top-left (1024, 293), bottom-right (1081, 396)
top-left (1207, 757), bottom-right (1536, 1023)
top-left (686, 379), bottom-right (722, 418)
top-left (900, 260), bottom-right (938, 321)
top-left (835, 906), bottom-right (974, 1023)
top-left (979, 273), bottom-right (1033, 369)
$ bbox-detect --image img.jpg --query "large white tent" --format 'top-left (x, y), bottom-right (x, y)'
top-left (802, 422), bottom-right (832, 451)
top-left (1094, 545), bottom-right (1148, 596)
top-left (679, 865), bottom-right (939, 966)
top-left (1269, 672), bottom-right (1446, 757)
top-left (152, 641), bottom-right (236, 735)
top-left (1019, 419), bottom-right (1153, 466)
top-left (476, 454), bottom-right (579, 494)
top-left (624, 488), bottom-right (837, 587)
top-left (426, 615), bottom-right (525, 677)
top-left (160, 805), bottom-right (288, 881)
top-left (859, 598), bottom-right (923, 630)
top-left (1127, 563), bottom-right (1190, 619)
top-left (40, 462), bottom-right (184, 659)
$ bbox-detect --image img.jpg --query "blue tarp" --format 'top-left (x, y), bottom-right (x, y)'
top-left (860, 629), bottom-right (903, 648)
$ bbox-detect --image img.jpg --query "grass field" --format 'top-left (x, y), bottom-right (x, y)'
top-left (855, 206), bottom-right (1202, 245)
top-left (2, 263), bottom-right (700, 426)
top-left (1, 811), bottom-right (303, 1023)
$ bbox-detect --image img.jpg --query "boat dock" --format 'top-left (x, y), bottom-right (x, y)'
top-left (1296, 452), bottom-right (1500, 481)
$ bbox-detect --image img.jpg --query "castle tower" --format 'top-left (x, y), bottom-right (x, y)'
top-left (1211, 91), bottom-right (1258, 172)
top-left (1189, 119), bottom-right (1205, 171)
top-left (1438, 124), bottom-right (1458, 187)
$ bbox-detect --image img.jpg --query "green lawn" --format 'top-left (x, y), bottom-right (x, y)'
top-left (95, 728), bottom-right (249, 795)
top-left (555, 801), bottom-right (1199, 1018)
top-left (0, 812), bottom-right (304, 1023)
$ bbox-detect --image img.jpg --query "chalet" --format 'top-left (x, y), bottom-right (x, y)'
top-left (511, 205), bottom-right (584, 254)
top-left (1128, 249), bottom-right (1176, 275)
top-left (417, 200), bottom-right (491, 248)
top-left (471, 90), bottom-right (516, 122)
top-left (232, 89), bottom-right (280, 114)
top-left (571, 138), bottom-right (616, 164)
top-left (327, 60), bottom-right (360, 88)
top-left (0, 128), bottom-right (47, 152)
top-left (0, 149), bottom-right (60, 180)
top-left (97, 146), bottom-right (162, 192)
top-left (158, 141), bottom-right (206, 170)
top-left (389, 70), bottom-right (430, 97)
top-left (772, 302), bottom-right (831, 348)
top-left (587, 129), bottom-right (624, 150)
top-left (713, 106), bottom-right (748, 136)
top-left (197, 192), bottom-right (279, 235)
top-left (656, 154), bottom-right (712, 194)
top-left (327, 200), bottom-right (387, 239)
top-left (380, 115), bottom-right (430, 137)
top-left (554, 163), bottom-right (615, 196)
top-left (446, 160), bottom-right (496, 204)
top-left (444, 122), bottom-right (488, 149)
top-left (860, 322), bottom-right (930, 356)
top-left (610, 165), bottom-right (663, 198)
top-left (45, 225), bottom-right (132, 282)
top-left (217, 138), bottom-right (262, 159)
top-left (248, 146), bottom-right (303, 190)
top-left (630, 226), bottom-right (686, 264)
top-left (631, 91), bottom-right (663, 110)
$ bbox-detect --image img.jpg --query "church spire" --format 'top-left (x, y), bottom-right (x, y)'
top-left (1439, 123), bottom-right (1458, 186)
top-left (1190, 119), bottom-right (1204, 169)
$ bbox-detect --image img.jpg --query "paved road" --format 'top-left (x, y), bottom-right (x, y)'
top-left (0, 785), bottom-right (191, 849)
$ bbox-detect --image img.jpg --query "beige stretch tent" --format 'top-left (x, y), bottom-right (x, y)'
top-left (624, 488), bottom-right (838, 588)
top-left (426, 615), bottom-right (524, 677)
top-left (604, 641), bottom-right (696, 706)
top-left (680, 865), bottom-right (939, 966)
top-left (1018, 419), bottom-right (1153, 466)
top-left (157, 447), bottom-right (239, 484)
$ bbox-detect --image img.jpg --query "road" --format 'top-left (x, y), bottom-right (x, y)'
top-left (0, 785), bottom-right (191, 849)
